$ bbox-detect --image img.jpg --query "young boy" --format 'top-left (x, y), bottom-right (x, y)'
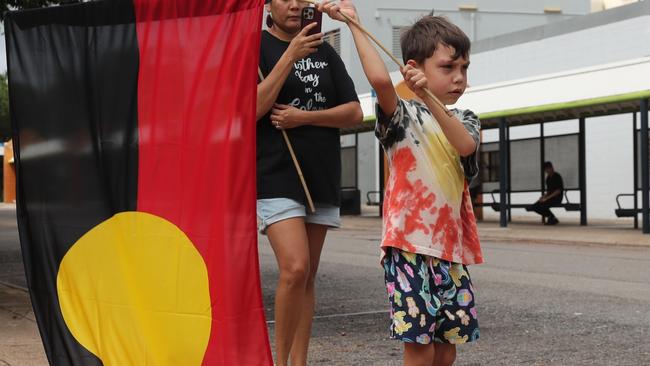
top-left (318, 1), bottom-right (484, 365)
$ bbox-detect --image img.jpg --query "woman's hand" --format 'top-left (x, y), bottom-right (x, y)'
top-left (318, 0), bottom-right (358, 23)
top-left (270, 104), bottom-right (305, 130)
top-left (285, 23), bottom-right (324, 62)
top-left (402, 61), bottom-right (428, 100)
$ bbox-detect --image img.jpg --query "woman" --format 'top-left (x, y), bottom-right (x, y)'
top-left (256, 0), bottom-right (363, 365)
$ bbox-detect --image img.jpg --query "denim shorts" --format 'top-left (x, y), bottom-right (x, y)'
top-left (256, 198), bottom-right (341, 234)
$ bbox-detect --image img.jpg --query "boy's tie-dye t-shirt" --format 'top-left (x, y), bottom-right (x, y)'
top-left (375, 99), bottom-right (483, 265)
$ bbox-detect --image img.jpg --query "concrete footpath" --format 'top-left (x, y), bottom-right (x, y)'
top-left (343, 213), bottom-right (650, 248)
top-left (0, 284), bottom-right (47, 366)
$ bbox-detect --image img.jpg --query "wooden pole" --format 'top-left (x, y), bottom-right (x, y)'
top-left (257, 68), bottom-right (316, 213)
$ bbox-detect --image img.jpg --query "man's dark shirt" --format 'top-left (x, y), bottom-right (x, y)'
top-left (546, 172), bottom-right (564, 204)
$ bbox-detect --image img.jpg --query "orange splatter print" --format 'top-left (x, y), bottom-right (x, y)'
top-left (382, 148), bottom-right (436, 253)
top-left (378, 99), bottom-right (483, 265)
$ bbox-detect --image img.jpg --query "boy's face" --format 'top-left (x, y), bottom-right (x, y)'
top-left (419, 44), bottom-right (469, 105)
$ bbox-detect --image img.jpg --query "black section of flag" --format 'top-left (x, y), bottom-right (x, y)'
top-left (6, 1), bottom-right (139, 364)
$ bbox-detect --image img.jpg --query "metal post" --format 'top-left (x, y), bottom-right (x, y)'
top-left (354, 133), bottom-right (359, 189)
top-left (507, 125), bottom-right (512, 223)
top-left (499, 118), bottom-right (508, 227)
top-left (579, 117), bottom-right (587, 226)
top-left (540, 123), bottom-right (546, 224)
top-left (641, 99), bottom-right (650, 233)
top-left (634, 113), bottom-right (639, 229)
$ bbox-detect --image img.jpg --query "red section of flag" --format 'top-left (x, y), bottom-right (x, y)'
top-left (133, 1), bottom-right (271, 365)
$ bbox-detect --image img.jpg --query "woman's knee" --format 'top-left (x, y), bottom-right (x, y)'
top-left (278, 262), bottom-right (310, 288)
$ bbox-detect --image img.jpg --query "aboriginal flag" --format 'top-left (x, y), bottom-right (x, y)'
top-left (6, 0), bottom-right (272, 365)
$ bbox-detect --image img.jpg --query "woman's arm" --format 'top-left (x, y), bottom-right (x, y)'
top-left (319, 0), bottom-right (398, 118)
top-left (270, 101), bottom-right (363, 129)
top-left (257, 55), bottom-right (296, 121)
top-left (256, 24), bottom-right (324, 121)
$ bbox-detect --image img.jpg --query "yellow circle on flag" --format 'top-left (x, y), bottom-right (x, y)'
top-left (57, 212), bottom-right (212, 366)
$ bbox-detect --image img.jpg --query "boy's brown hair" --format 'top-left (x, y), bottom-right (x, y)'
top-left (401, 15), bottom-right (471, 64)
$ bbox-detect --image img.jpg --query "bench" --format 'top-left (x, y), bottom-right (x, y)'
top-left (366, 190), bottom-right (381, 206)
top-left (615, 193), bottom-right (641, 218)
top-left (341, 188), bottom-right (361, 215)
top-left (476, 190), bottom-right (581, 212)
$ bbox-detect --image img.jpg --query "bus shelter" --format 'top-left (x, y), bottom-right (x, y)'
top-left (342, 57), bottom-right (650, 233)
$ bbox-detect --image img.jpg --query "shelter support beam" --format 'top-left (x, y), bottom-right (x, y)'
top-left (499, 118), bottom-right (508, 227)
top-left (641, 99), bottom-right (649, 233)
top-left (579, 117), bottom-right (587, 226)
top-left (540, 123), bottom-right (546, 224)
top-left (633, 113), bottom-right (639, 229)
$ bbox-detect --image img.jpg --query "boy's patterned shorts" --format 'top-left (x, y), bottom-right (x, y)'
top-left (383, 247), bottom-right (480, 345)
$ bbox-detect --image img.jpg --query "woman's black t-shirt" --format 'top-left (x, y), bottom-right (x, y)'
top-left (258, 30), bottom-right (359, 207)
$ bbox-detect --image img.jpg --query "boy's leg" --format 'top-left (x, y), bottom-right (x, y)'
top-left (383, 248), bottom-right (439, 365)
top-left (433, 343), bottom-right (456, 366)
top-left (433, 262), bottom-right (480, 363)
top-left (404, 343), bottom-right (434, 366)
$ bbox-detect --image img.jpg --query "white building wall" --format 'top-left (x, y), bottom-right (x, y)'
top-left (320, 0), bottom-right (592, 95)
top-left (469, 14), bottom-right (650, 86)
top-left (467, 2), bottom-right (650, 220)
top-left (321, 0), bottom-right (594, 208)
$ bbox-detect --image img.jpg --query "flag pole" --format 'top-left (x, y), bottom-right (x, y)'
top-left (300, 0), bottom-right (454, 117)
top-left (258, 68), bottom-right (316, 213)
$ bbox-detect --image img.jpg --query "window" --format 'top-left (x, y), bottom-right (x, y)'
top-left (392, 26), bottom-right (408, 62)
top-left (324, 29), bottom-right (341, 55)
top-left (341, 146), bottom-right (357, 189)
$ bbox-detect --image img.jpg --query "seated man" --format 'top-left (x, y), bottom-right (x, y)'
top-left (526, 161), bottom-right (564, 225)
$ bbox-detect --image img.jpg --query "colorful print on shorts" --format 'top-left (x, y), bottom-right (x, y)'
top-left (383, 247), bottom-right (480, 345)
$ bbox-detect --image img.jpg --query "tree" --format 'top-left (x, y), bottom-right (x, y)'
top-left (0, 1), bottom-right (70, 20)
top-left (0, 1), bottom-right (82, 140)
top-left (0, 73), bottom-right (9, 141)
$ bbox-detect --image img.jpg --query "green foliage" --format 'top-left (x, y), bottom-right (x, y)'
top-left (0, 73), bottom-right (9, 141)
top-left (0, 1), bottom-right (67, 20)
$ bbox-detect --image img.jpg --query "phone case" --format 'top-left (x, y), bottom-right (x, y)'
top-left (301, 7), bottom-right (322, 36)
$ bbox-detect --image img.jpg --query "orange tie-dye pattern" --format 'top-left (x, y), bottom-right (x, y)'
top-left (382, 148), bottom-right (482, 265)
top-left (378, 100), bottom-right (483, 265)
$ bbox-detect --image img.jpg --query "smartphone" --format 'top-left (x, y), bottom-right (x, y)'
top-left (301, 7), bottom-right (322, 36)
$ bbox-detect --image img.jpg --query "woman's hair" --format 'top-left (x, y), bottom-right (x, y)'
top-left (401, 15), bottom-right (470, 64)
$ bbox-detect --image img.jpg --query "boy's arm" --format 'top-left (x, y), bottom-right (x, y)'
top-left (318, 0), bottom-right (398, 117)
top-left (403, 64), bottom-right (477, 156)
top-left (454, 109), bottom-right (481, 181)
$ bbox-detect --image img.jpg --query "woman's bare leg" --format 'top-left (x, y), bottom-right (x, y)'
top-left (266, 218), bottom-right (311, 366)
top-left (289, 223), bottom-right (328, 366)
